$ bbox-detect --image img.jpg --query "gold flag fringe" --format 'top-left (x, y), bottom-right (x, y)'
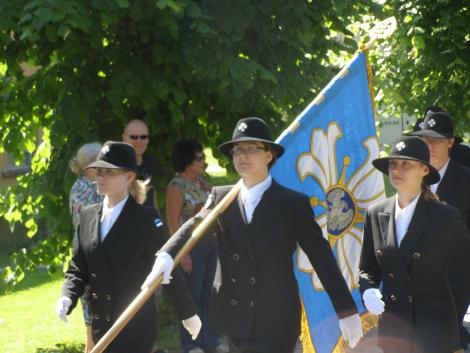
top-left (300, 298), bottom-right (379, 353)
top-left (356, 44), bottom-right (377, 121)
top-left (300, 298), bottom-right (316, 353)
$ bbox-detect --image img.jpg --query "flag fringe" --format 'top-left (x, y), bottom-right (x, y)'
top-left (300, 300), bottom-right (379, 353)
top-left (357, 45), bottom-right (376, 120)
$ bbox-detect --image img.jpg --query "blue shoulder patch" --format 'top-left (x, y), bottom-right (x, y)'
top-left (154, 217), bottom-right (163, 228)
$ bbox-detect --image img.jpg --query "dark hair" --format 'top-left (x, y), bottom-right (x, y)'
top-left (265, 144), bottom-right (277, 169)
top-left (420, 180), bottom-right (439, 202)
top-left (172, 139), bottom-right (203, 172)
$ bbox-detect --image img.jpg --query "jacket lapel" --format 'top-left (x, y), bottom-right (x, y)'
top-left (88, 204), bottom-right (101, 250)
top-left (398, 196), bottom-right (429, 264)
top-left (101, 197), bottom-right (135, 252)
top-left (436, 160), bottom-right (456, 201)
top-left (378, 197), bottom-right (397, 249)
top-left (249, 180), bottom-right (283, 236)
top-left (222, 194), bottom-right (255, 259)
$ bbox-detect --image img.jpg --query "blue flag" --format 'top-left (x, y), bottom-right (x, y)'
top-left (270, 50), bottom-right (385, 353)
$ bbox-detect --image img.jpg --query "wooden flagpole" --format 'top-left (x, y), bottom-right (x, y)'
top-left (89, 180), bottom-right (242, 353)
top-left (90, 16), bottom-right (398, 353)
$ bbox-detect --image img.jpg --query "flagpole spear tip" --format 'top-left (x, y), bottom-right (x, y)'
top-left (365, 17), bottom-right (397, 51)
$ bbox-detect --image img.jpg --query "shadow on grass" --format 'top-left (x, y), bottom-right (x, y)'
top-left (0, 269), bottom-right (62, 295)
top-left (34, 342), bottom-right (84, 353)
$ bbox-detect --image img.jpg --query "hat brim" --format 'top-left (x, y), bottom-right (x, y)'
top-left (412, 130), bottom-right (454, 139)
top-left (85, 160), bottom-right (136, 172)
top-left (372, 156), bottom-right (440, 185)
top-left (218, 137), bottom-right (285, 158)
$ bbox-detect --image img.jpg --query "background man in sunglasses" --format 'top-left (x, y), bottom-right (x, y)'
top-left (122, 119), bottom-right (158, 210)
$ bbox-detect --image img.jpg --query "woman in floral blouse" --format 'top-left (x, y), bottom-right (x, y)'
top-left (68, 142), bottom-right (103, 353)
top-left (166, 139), bottom-right (227, 353)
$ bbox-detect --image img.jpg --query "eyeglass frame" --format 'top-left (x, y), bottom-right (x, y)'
top-left (230, 145), bottom-right (267, 157)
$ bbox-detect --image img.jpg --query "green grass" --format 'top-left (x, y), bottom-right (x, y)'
top-left (0, 271), bottom-right (86, 353)
top-left (0, 271), bottom-right (181, 353)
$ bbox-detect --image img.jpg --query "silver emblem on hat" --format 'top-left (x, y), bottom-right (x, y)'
top-left (428, 118), bottom-right (436, 127)
top-left (395, 142), bottom-right (406, 151)
top-left (101, 145), bottom-right (110, 154)
top-left (238, 122), bottom-right (248, 132)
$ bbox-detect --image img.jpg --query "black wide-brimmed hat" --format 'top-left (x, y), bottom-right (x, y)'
top-left (85, 141), bottom-right (137, 172)
top-left (412, 111), bottom-right (454, 138)
top-left (218, 117), bottom-right (285, 158)
top-left (372, 136), bottom-right (440, 185)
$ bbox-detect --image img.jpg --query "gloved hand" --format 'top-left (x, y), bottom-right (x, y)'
top-left (55, 296), bottom-right (72, 323)
top-left (338, 313), bottom-right (363, 348)
top-left (141, 252), bottom-right (174, 289)
top-left (363, 288), bottom-right (385, 315)
top-left (182, 314), bottom-right (202, 340)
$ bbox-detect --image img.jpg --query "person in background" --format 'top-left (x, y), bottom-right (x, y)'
top-left (69, 141), bottom-right (104, 353)
top-left (56, 141), bottom-right (200, 353)
top-left (122, 119), bottom-right (159, 209)
top-left (166, 139), bottom-right (227, 353)
top-left (143, 117), bottom-right (362, 353)
top-left (413, 111), bottom-right (470, 352)
top-left (360, 135), bottom-right (470, 353)
top-left (413, 106), bottom-right (470, 168)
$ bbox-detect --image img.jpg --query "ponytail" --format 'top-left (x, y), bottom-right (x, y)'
top-left (129, 177), bottom-right (150, 205)
top-left (421, 180), bottom-right (439, 202)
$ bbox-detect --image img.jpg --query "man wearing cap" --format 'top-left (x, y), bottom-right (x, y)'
top-left (56, 141), bottom-right (200, 353)
top-left (413, 111), bottom-right (470, 351)
top-left (142, 117), bottom-right (362, 353)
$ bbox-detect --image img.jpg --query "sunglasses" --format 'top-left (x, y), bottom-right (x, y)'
top-left (128, 134), bottom-right (149, 140)
top-left (194, 154), bottom-right (205, 162)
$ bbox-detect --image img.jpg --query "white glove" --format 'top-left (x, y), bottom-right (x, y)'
top-left (55, 296), bottom-right (72, 323)
top-left (182, 314), bottom-right (202, 340)
top-left (338, 313), bottom-right (363, 348)
top-left (363, 288), bottom-right (385, 315)
top-left (141, 252), bottom-right (174, 289)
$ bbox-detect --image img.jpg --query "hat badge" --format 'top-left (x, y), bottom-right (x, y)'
top-left (428, 118), bottom-right (436, 127)
top-left (238, 122), bottom-right (248, 132)
top-left (101, 145), bottom-right (110, 155)
top-left (395, 141), bottom-right (406, 151)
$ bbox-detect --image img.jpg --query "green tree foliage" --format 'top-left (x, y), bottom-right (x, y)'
top-left (370, 1), bottom-right (470, 132)
top-left (0, 0), bottom-right (378, 285)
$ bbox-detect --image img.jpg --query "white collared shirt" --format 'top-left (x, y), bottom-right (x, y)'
top-left (240, 175), bottom-right (272, 224)
top-left (429, 158), bottom-right (450, 193)
top-left (100, 195), bottom-right (129, 242)
top-left (394, 193), bottom-right (421, 246)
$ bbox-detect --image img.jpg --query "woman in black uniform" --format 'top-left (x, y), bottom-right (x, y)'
top-left (56, 141), bottom-right (200, 353)
top-left (359, 135), bottom-right (470, 353)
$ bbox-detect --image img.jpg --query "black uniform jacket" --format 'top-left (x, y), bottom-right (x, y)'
top-left (359, 195), bottom-right (470, 353)
top-left (435, 160), bottom-right (470, 292)
top-left (161, 179), bottom-right (357, 340)
top-left (62, 196), bottom-right (195, 344)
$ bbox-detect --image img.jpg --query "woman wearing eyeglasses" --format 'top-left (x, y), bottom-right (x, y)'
top-left (56, 141), bottom-right (200, 353)
top-left (143, 117), bottom-right (363, 353)
top-left (165, 139), bottom-right (226, 353)
top-left (359, 135), bottom-right (470, 353)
